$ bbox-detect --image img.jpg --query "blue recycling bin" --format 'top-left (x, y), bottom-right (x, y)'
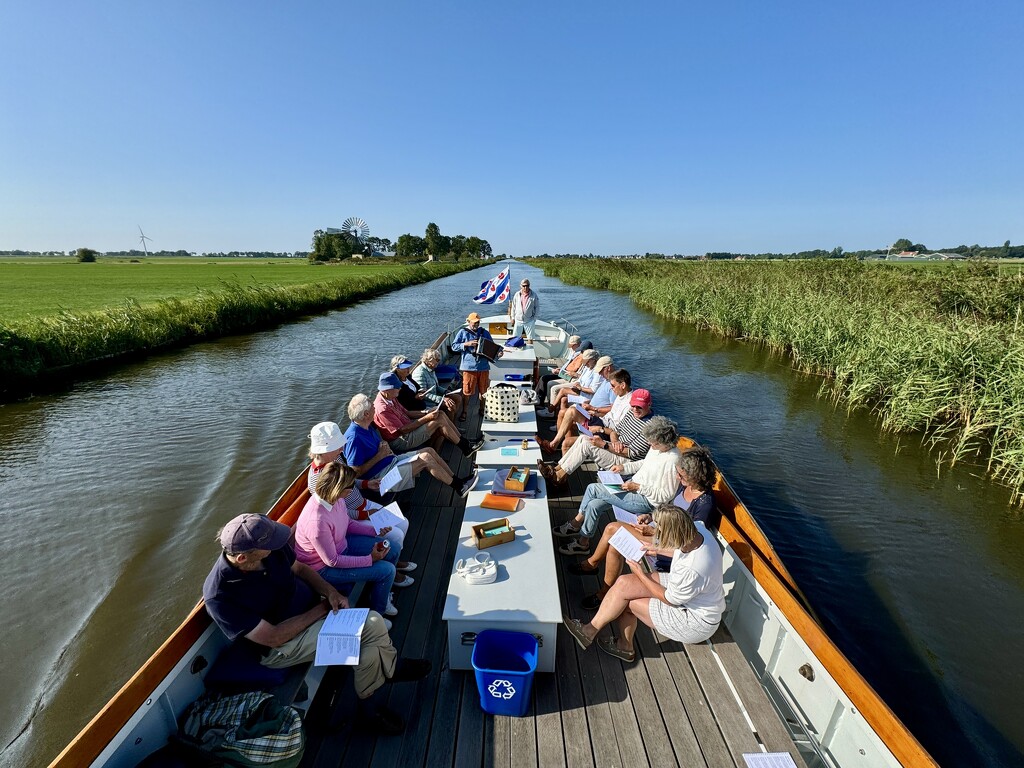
top-left (471, 630), bottom-right (538, 717)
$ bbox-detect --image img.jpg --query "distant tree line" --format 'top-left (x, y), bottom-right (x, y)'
top-left (0, 249), bottom-right (309, 258)
top-left (521, 238), bottom-right (1023, 261)
top-left (310, 222), bottom-right (492, 264)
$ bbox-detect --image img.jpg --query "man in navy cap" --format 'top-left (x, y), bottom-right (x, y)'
top-left (203, 513), bottom-right (430, 734)
top-left (374, 372), bottom-right (482, 456)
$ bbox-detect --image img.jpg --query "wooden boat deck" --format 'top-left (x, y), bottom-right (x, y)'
top-left (298, 414), bottom-right (807, 768)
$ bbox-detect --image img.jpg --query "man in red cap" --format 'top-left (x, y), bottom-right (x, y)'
top-left (203, 513), bottom-right (430, 734)
top-left (537, 387), bottom-right (654, 489)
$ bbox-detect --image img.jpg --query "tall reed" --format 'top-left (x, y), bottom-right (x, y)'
top-left (0, 262), bottom-right (481, 398)
top-left (537, 258), bottom-right (1024, 503)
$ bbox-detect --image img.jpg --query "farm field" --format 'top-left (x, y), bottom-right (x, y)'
top-left (0, 257), bottom-right (405, 321)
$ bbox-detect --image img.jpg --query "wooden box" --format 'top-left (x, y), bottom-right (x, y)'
top-left (472, 518), bottom-right (515, 549)
top-left (488, 321), bottom-right (510, 336)
top-left (504, 465), bottom-right (531, 492)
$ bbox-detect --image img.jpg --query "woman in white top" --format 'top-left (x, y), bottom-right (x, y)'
top-left (563, 504), bottom-right (725, 662)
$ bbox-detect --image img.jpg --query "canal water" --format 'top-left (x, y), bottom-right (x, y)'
top-left (1, 264), bottom-right (1022, 767)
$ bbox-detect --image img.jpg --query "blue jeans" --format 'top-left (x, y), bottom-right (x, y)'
top-left (578, 484), bottom-right (653, 539)
top-left (318, 535), bottom-right (398, 614)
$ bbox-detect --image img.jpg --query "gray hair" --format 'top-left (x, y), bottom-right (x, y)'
top-left (347, 392), bottom-right (373, 422)
top-left (421, 347), bottom-right (441, 364)
top-left (643, 415), bottom-right (678, 448)
top-left (677, 444), bottom-right (715, 492)
top-left (390, 354), bottom-right (408, 371)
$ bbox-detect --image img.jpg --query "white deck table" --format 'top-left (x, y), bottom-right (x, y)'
top-left (481, 402), bottom-right (538, 439)
top-left (491, 344), bottom-right (537, 382)
top-left (443, 468), bottom-right (561, 672)
top-left (474, 437), bottom-right (543, 468)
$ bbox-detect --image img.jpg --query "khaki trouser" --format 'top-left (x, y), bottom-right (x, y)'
top-left (558, 437), bottom-right (626, 475)
top-left (261, 611), bottom-right (397, 699)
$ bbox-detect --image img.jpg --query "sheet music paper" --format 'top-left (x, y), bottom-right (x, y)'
top-left (613, 506), bottom-right (638, 525)
top-left (568, 395), bottom-right (588, 405)
top-left (393, 453), bottom-right (416, 466)
top-left (315, 608), bottom-right (370, 666)
top-left (741, 754), bottom-right (798, 768)
top-left (378, 465), bottom-right (403, 494)
top-left (607, 526), bottom-right (647, 562)
top-left (369, 503), bottom-right (405, 534)
top-left (597, 471), bottom-right (623, 485)
top-left (577, 422), bottom-right (594, 437)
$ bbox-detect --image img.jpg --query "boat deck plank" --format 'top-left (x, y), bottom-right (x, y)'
top-left (299, 412), bottom-right (805, 768)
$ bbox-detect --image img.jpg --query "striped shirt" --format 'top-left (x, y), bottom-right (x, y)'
top-left (614, 410), bottom-right (653, 460)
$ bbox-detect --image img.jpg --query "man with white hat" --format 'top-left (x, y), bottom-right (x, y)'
top-left (203, 513), bottom-right (430, 734)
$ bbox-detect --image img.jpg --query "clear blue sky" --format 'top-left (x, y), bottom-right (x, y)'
top-left (1, 1), bottom-right (1021, 255)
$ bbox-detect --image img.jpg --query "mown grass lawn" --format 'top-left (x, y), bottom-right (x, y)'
top-left (0, 257), bottom-right (407, 322)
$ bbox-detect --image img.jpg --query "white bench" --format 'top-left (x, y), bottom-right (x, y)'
top-left (443, 469), bottom-right (561, 672)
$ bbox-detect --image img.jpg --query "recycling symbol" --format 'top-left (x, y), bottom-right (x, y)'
top-left (487, 679), bottom-right (516, 699)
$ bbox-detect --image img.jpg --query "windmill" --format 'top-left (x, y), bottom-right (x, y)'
top-left (138, 226), bottom-right (153, 256)
top-left (326, 217), bottom-right (371, 257)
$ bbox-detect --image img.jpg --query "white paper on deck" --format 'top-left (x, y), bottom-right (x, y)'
top-left (597, 471), bottom-right (623, 485)
top-left (369, 503), bottom-right (405, 533)
top-left (613, 506), bottom-right (638, 525)
top-left (577, 422), bottom-right (594, 437)
top-left (315, 608), bottom-right (370, 666)
top-left (741, 754), bottom-right (798, 768)
top-left (378, 465), bottom-right (403, 494)
top-left (607, 526), bottom-right (647, 562)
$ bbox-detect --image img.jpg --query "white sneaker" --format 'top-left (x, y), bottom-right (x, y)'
top-left (384, 594), bottom-right (399, 617)
top-left (394, 574), bottom-right (415, 588)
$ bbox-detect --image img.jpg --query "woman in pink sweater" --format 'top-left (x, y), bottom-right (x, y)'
top-left (294, 461), bottom-right (400, 623)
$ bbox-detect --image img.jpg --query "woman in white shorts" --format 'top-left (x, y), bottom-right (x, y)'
top-left (563, 504), bottom-right (725, 662)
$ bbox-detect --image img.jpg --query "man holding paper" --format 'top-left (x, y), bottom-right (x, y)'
top-left (374, 372), bottom-right (482, 457)
top-left (536, 355), bottom-right (614, 454)
top-left (203, 513), bottom-right (430, 734)
top-left (552, 416), bottom-right (682, 556)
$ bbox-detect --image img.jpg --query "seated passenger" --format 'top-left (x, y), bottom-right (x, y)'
top-left (307, 421), bottom-right (415, 573)
top-left (552, 416), bottom-right (681, 555)
top-left (203, 513), bottom-right (430, 734)
top-left (563, 504), bottom-right (726, 661)
top-left (542, 341), bottom-right (592, 406)
top-left (412, 347), bottom-right (463, 424)
top-left (294, 461), bottom-right (406, 628)
top-left (390, 355), bottom-right (426, 411)
top-left (541, 349), bottom-right (601, 417)
top-left (344, 393), bottom-right (479, 498)
top-left (536, 356), bottom-right (614, 453)
top-left (569, 443), bottom-right (718, 609)
top-left (374, 372), bottom-right (482, 456)
top-left (537, 385), bottom-right (653, 489)
top-left (535, 334), bottom-right (581, 401)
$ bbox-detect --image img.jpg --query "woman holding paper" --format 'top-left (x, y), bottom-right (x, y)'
top-left (563, 504), bottom-right (725, 662)
top-left (294, 462), bottom-right (406, 626)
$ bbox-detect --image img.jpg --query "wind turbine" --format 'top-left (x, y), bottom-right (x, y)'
top-left (138, 226), bottom-right (152, 256)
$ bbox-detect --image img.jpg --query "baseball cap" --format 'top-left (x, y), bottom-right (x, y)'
top-left (596, 355), bottom-right (614, 372)
top-left (378, 372), bottom-right (402, 391)
top-left (220, 513), bottom-right (291, 554)
top-left (630, 389), bottom-right (652, 408)
top-left (581, 349), bottom-right (598, 360)
top-left (466, 312), bottom-right (481, 322)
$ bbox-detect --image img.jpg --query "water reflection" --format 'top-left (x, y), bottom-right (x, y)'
top-left (0, 263), bottom-right (1021, 767)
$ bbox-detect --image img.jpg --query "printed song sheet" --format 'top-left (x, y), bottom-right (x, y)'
top-left (378, 465), bottom-right (403, 494)
top-left (567, 395), bottom-right (587, 405)
top-left (315, 608), bottom-right (370, 666)
top-left (577, 422), bottom-right (594, 437)
top-left (613, 506), bottom-right (638, 525)
top-left (573, 403), bottom-right (590, 419)
top-left (607, 526), bottom-right (647, 563)
top-left (741, 754), bottom-right (798, 768)
top-left (597, 471), bottom-right (624, 485)
top-left (369, 503), bottom-right (405, 534)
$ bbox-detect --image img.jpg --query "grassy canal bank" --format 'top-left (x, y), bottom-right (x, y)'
top-left (0, 260), bottom-right (485, 398)
top-left (536, 257), bottom-right (1024, 504)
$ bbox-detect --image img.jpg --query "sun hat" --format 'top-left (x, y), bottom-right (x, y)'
top-left (378, 372), bottom-right (402, 391)
top-left (581, 349), bottom-right (599, 360)
top-left (309, 421), bottom-right (344, 453)
top-left (220, 513), bottom-right (291, 554)
top-left (466, 312), bottom-right (481, 322)
top-left (630, 389), bottom-right (652, 408)
top-left (391, 355), bottom-right (414, 370)
top-left (596, 355), bottom-right (614, 372)
top-left (568, 335), bottom-right (581, 345)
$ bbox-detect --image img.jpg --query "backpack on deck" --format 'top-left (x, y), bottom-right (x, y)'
top-left (177, 691), bottom-right (305, 768)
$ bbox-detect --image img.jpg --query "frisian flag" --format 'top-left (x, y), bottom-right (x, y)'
top-left (472, 267), bottom-right (511, 304)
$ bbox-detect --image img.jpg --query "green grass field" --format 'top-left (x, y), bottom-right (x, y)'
top-left (0, 257), bottom-right (405, 321)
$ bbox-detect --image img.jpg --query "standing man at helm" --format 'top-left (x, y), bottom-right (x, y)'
top-left (509, 278), bottom-right (540, 340)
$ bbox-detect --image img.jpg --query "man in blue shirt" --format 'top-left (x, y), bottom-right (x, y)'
top-left (451, 312), bottom-right (502, 423)
top-left (203, 513), bottom-right (431, 734)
